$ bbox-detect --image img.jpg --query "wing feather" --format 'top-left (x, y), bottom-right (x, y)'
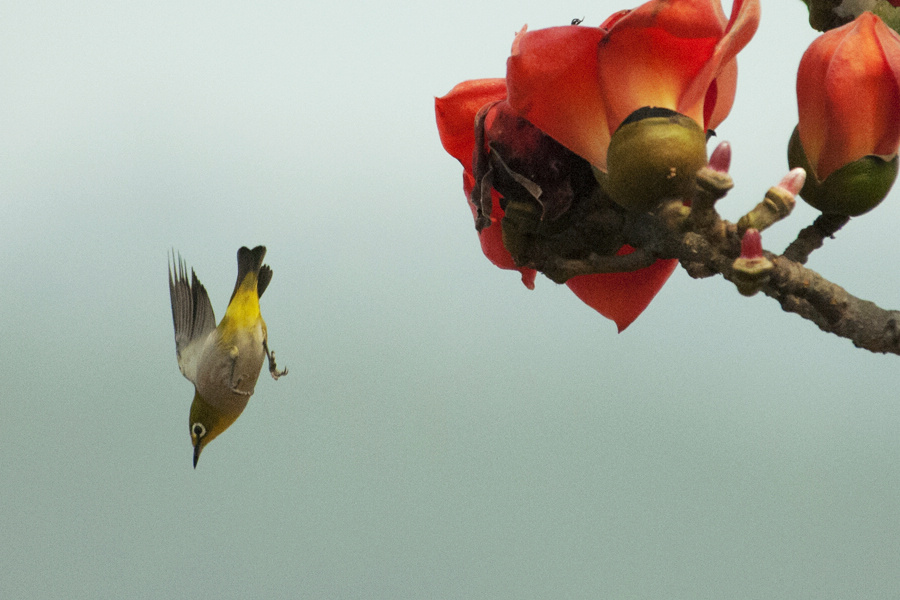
top-left (168, 252), bottom-right (217, 383)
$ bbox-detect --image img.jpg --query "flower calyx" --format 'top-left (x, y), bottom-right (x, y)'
top-left (788, 126), bottom-right (899, 217)
top-left (603, 107), bottom-right (708, 212)
top-left (731, 228), bottom-right (773, 296)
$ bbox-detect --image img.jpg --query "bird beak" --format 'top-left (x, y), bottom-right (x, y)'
top-left (193, 441), bottom-right (202, 468)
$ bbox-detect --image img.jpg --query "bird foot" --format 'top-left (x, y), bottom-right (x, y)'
top-left (264, 342), bottom-right (287, 380)
top-left (230, 383), bottom-right (253, 396)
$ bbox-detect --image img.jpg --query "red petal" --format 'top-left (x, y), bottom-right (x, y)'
top-left (799, 13), bottom-right (900, 179)
top-left (505, 0), bottom-right (758, 170)
top-left (599, 0), bottom-right (723, 131)
top-left (566, 248), bottom-right (677, 332)
top-left (796, 25), bottom-right (842, 173)
top-left (683, 0), bottom-right (760, 128)
top-left (435, 79), bottom-right (507, 171)
top-left (705, 57), bottom-right (737, 131)
top-left (506, 25), bottom-right (612, 169)
top-left (600, 0), bottom-right (758, 132)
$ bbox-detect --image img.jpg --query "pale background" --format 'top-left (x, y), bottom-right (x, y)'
top-left (3, 1), bottom-right (899, 598)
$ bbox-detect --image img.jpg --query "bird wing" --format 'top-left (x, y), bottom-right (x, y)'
top-left (169, 252), bottom-right (217, 384)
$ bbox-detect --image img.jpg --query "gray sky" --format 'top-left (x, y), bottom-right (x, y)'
top-left (3, 1), bottom-right (899, 598)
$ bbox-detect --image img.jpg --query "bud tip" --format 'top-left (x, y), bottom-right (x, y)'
top-left (740, 228), bottom-right (763, 259)
top-left (777, 168), bottom-right (806, 197)
top-left (708, 141), bottom-right (732, 173)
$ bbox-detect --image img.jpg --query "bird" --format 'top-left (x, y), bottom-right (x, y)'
top-left (168, 246), bottom-right (287, 467)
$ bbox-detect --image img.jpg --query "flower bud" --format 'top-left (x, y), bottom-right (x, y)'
top-left (731, 228), bottom-right (773, 296)
top-left (604, 107), bottom-right (708, 211)
top-left (777, 167), bottom-right (807, 197)
top-left (791, 12), bottom-right (900, 215)
top-left (708, 141), bottom-right (732, 174)
top-left (789, 126), bottom-right (899, 216)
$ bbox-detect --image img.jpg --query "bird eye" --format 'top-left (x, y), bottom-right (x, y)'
top-left (191, 423), bottom-right (206, 438)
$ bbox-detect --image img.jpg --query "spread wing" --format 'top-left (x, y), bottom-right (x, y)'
top-left (169, 252), bottom-right (217, 384)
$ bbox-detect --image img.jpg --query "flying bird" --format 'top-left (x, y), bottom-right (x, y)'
top-left (168, 246), bottom-right (287, 467)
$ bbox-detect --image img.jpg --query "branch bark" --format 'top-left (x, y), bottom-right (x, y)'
top-left (663, 218), bottom-right (900, 355)
top-left (522, 170), bottom-right (900, 356)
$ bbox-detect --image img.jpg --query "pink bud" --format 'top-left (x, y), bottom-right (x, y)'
top-left (740, 228), bottom-right (763, 259)
top-left (708, 141), bottom-right (732, 173)
top-left (776, 168), bottom-right (806, 197)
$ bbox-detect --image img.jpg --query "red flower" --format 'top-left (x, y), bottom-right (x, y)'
top-left (796, 11), bottom-right (900, 182)
top-left (436, 78), bottom-right (676, 331)
top-left (506, 0), bottom-right (760, 171)
top-left (435, 0), bottom-right (760, 330)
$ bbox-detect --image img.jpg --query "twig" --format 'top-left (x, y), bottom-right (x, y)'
top-left (782, 213), bottom-right (851, 264)
top-left (536, 248), bottom-right (658, 283)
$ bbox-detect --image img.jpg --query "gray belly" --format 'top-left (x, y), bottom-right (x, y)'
top-left (195, 327), bottom-right (265, 412)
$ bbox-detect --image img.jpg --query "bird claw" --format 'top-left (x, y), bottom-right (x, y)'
top-left (268, 351), bottom-right (288, 380)
top-left (230, 385), bottom-right (253, 396)
top-left (230, 373), bottom-right (253, 396)
top-left (264, 341), bottom-right (287, 380)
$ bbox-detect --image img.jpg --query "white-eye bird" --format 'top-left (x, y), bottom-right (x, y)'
top-left (168, 246), bottom-right (287, 467)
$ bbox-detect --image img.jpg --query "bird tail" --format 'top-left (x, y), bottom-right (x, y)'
top-left (257, 265), bottom-right (273, 299)
top-left (231, 246), bottom-right (267, 302)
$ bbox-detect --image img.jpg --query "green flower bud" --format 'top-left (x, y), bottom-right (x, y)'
top-left (788, 126), bottom-right (899, 217)
top-left (603, 107), bottom-right (708, 211)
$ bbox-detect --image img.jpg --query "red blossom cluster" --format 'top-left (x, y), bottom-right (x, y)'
top-left (436, 0), bottom-right (900, 331)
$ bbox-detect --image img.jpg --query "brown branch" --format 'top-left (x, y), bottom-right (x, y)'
top-left (536, 248), bottom-right (658, 283)
top-left (661, 222), bottom-right (900, 355)
top-left (478, 135), bottom-right (900, 355)
top-left (527, 175), bottom-right (900, 355)
top-left (762, 256), bottom-right (900, 353)
top-left (782, 213), bottom-right (850, 264)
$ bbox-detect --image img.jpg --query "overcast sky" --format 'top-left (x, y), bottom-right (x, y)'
top-left (2, 1), bottom-right (899, 598)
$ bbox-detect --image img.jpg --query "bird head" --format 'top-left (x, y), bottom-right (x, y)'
top-left (189, 390), bottom-right (240, 468)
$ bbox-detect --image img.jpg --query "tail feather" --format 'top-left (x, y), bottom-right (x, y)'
top-left (231, 246), bottom-right (267, 301)
top-left (257, 265), bottom-right (273, 299)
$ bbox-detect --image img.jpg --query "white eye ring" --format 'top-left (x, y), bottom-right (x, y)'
top-left (191, 423), bottom-right (206, 438)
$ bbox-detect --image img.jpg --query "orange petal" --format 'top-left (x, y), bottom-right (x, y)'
top-left (681, 0), bottom-right (760, 128)
top-left (599, 0), bottom-right (759, 132)
top-left (565, 248), bottom-right (678, 332)
top-left (598, 0), bottom-right (727, 132)
top-left (799, 13), bottom-right (900, 179)
top-left (875, 13), bottom-right (900, 86)
top-left (705, 58), bottom-right (737, 131)
top-left (506, 25), bottom-right (612, 169)
top-left (796, 26), bottom-right (843, 172)
top-left (435, 79), bottom-right (507, 170)
top-left (866, 15), bottom-right (900, 158)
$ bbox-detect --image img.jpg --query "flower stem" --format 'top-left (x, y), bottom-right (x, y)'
top-left (782, 213), bottom-right (850, 264)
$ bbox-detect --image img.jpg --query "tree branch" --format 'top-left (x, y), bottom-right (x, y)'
top-left (763, 256), bottom-right (900, 353)
top-left (522, 169), bottom-right (900, 355)
top-left (662, 218), bottom-right (900, 355)
top-left (536, 248), bottom-right (658, 283)
top-left (782, 213), bottom-right (850, 264)
top-left (478, 131), bottom-right (900, 355)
